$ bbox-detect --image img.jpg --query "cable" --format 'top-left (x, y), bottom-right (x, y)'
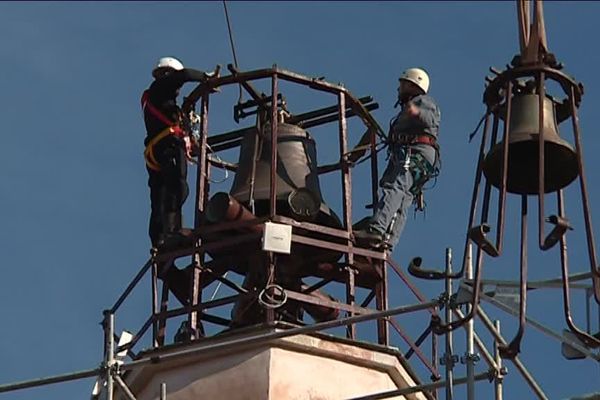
top-left (346, 142), bottom-right (388, 168)
top-left (210, 272), bottom-right (228, 301)
top-left (258, 284), bottom-right (288, 309)
top-left (186, 110), bottom-right (231, 183)
top-left (205, 144), bottom-right (230, 183)
top-left (222, 0), bottom-right (243, 103)
top-left (222, 1), bottom-right (239, 68)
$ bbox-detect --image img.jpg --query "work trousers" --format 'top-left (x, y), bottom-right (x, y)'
top-left (370, 147), bottom-right (422, 248)
top-left (147, 136), bottom-right (189, 247)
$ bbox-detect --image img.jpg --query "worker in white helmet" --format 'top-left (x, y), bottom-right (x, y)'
top-left (141, 56), bottom-right (210, 306)
top-left (355, 68), bottom-right (441, 249)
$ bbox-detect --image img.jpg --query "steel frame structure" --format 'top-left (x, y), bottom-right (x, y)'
top-left (2, 65), bottom-right (597, 400)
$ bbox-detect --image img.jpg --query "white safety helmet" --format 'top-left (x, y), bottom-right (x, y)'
top-left (152, 57), bottom-right (184, 78)
top-left (399, 68), bottom-right (430, 94)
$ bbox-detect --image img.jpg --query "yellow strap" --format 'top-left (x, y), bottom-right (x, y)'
top-left (144, 127), bottom-right (174, 171)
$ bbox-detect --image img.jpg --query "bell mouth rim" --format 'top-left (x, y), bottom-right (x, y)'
top-left (482, 140), bottom-right (579, 195)
top-left (287, 188), bottom-right (321, 221)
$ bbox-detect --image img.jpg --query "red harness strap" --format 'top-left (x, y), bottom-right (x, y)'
top-left (141, 91), bottom-right (184, 138)
top-left (397, 134), bottom-right (437, 147)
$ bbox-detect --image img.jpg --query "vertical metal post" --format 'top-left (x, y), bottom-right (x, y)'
top-left (479, 308), bottom-right (549, 400)
top-left (204, 156), bottom-right (212, 212)
top-left (537, 72), bottom-right (547, 248)
top-left (248, 121), bottom-right (261, 214)
top-left (375, 260), bottom-right (389, 345)
top-left (369, 126), bottom-right (379, 222)
top-left (465, 243), bottom-right (475, 400)
top-left (265, 70), bottom-right (279, 325)
top-left (338, 90), bottom-right (355, 339)
top-left (338, 91), bottom-right (351, 237)
top-left (190, 93), bottom-right (210, 335)
top-left (195, 94), bottom-right (210, 221)
top-left (369, 120), bottom-right (385, 345)
top-left (363, 123), bottom-right (380, 337)
top-left (160, 382), bottom-right (167, 400)
top-left (432, 306), bottom-right (439, 400)
top-left (586, 289), bottom-right (591, 334)
top-left (152, 261), bottom-right (159, 348)
top-left (495, 80), bottom-right (513, 253)
top-left (494, 320), bottom-right (504, 400)
top-left (104, 311), bottom-right (115, 400)
top-left (269, 70), bottom-right (279, 218)
top-left (266, 253), bottom-right (276, 324)
top-left (444, 248), bottom-right (454, 400)
top-left (157, 282), bottom-right (169, 346)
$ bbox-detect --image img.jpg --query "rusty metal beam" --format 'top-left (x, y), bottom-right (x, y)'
top-left (284, 289), bottom-right (376, 316)
top-left (184, 66), bottom-right (385, 137)
top-left (291, 233), bottom-right (385, 261)
top-left (288, 96), bottom-right (373, 125)
top-left (272, 215), bottom-right (350, 239)
top-left (120, 300), bottom-right (440, 372)
top-left (389, 318), bottom-right (440, 379)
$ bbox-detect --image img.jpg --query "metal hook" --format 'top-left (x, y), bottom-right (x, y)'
top-left (540, 215), bottom-right (572, 250)
top-left (468, 224), bottom-right (500, 257)
top-left (407, 257), bottom-right (448, 280)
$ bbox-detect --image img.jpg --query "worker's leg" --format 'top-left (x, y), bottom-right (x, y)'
top-left (370, 156), bottom-right (414, 237)
top-left (155, 138), bottom-right (189, 236)
top-left (385, 185), bottom-right (414, 248)
top-left (147, 169), bottom-right (164, 247)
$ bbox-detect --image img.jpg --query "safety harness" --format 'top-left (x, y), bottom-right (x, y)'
top-left (141, 91), bottom-right (185, 171)
top-left (390, 134), bottom-right (441, 213)
top-left (395, 134), bottom-right (438, 148)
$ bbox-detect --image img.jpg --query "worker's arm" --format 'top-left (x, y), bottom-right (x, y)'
top-left (146, 68), bottom-right (211, 114)
top-left (153, 68), bottom-right (209, 92)
top-left (407, 95), bottom-right (440, 130)
top-left (347, 127), bottom-right (376, 163)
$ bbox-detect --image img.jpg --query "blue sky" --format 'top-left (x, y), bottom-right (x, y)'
top-left (1, 1), bottom-right (599, 399)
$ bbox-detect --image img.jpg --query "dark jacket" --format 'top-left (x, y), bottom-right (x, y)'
top-left (142, 68), bottom-right (207, 145)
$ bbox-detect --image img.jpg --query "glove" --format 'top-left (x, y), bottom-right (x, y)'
top-left (184, 137), bottom-right (193, 161)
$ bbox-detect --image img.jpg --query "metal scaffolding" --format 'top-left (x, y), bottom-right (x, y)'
top-left (1, 59), bottom-right (599, 399)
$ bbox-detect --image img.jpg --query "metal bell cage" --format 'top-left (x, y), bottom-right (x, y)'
top-left (410, 54), bottom-right (600, 358)
top-left (104, 63), bottom-right (447, 369)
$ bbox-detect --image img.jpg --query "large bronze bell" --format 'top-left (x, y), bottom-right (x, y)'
top-left (230, 122), bottom-right (341, 228)
top-left (483, 94), bottom-right (579, 195)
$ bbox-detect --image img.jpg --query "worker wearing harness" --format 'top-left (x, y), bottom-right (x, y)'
top-left (142, 56), bottom-right (208, 251)
top-left (141, 56), bottom-right (212, 315)
top-left (355, 68), bottom-right (441, 249)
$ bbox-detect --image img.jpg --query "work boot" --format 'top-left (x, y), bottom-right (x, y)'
top-left (354, 227), bottom-right (385, 249)
top-left (159, 230), bottom-right (195, 251)
top-left (159, 212), bottom-right (195, 251)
